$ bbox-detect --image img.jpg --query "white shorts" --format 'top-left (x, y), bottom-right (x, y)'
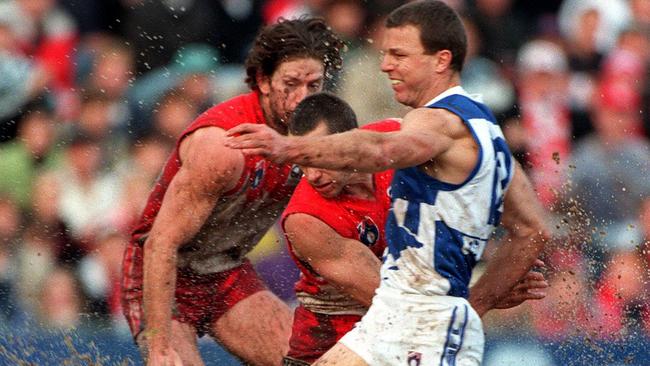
top-left (339, 286), bottom-right (484, 366)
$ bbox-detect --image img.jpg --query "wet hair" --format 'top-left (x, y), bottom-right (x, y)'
top-left (245, 17), bottom-right (345, 91)
top-left (289, 92), bottom-right (358, 136)
top-left (386, 0), bottom-right (467, 72)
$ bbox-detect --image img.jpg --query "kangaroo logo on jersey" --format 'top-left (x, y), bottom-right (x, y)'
top-left (357, 216), bottom-right (379, 246)
top-left (252, 160), bottom-right (265, 189)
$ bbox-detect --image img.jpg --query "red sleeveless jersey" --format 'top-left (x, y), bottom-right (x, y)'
top-left (131, 92), bottom-right (301, 274)
top-left (281, 119), bottom-right (400, 315)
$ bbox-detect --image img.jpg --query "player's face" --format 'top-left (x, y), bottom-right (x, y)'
top-left (380, 25), bottom-right (439, 108)
top-left (259, 58), bottom-right (325, 132)
top-left (296, 123), bottom-right (354, 199)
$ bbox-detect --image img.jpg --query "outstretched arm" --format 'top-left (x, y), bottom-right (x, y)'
top-left (142, 127), bottom-right (243, 365)
top-left (468, 162), bottom-right (550, 317)
top-left (225, 108), bottom-right (455, 172)
top-left (284, 213), bottom-right (381, 306)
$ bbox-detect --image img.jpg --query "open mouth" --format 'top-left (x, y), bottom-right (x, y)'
top-left (315, 182), bottom-right (333, 192)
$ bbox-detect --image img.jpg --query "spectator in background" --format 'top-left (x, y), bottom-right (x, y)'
top-left (515, 39), bottom-right (572, 208)
top-left (82, 36), bottom-right (133, 100)
top-left (601, 48), bottom-right (646, 99)
top-left (110, 134), bottom-right (172, 234)
top-left (69, 91), bottom-right (129, 168)
top-left (128, 44), bottom-right (221, 140)
top-left (460, 15), bottom-right (516, 119)
top-left (0, 21), bottom-right (51, 141)
top-left (641, 197), bottom-right (650, 258)
top-left (55, 133), bottom-right (122, 244)
top-left (29, 171), bottom-right (84, 266)
top-left (593, 249), bottom-right (650, 338)
top-left (150, 90), bottom-right (199, 146)
top-left (321, 0), bottom-right (366, 50)
top-left (0, 109), bottom-right (62, 209)
top-left (529, 268), bottom-right (593, 340)
top-left (629, 0), bottom-right (650, 28)
top-left (568, 78), bottom-right (650, 273)
top-left (338, 6), bottom-right (409, 123)
top-left (612, 26), bottom-right (650, 139)
top-left (35, 267), bottom-right (81, 329)
top-left (563, 6), bottom-right (603, 141)
top-left (468, 0), bottom-right (529, 70)
top-left (558, 0), bottom-right (631, 55)
top-left (78, 231), bottom-right (127, 327)
top-left (14, 221), bottom-right (58, 316)
top-left (0, 0), bottom-right (77, 91)
top-left (0, 197), bottom-right (21, 323)
top-left (565, 7), bottom-right (603, 74)
top-left (78, 36), bottom-right (134, 136)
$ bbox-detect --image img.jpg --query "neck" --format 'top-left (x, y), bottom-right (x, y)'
top-left (342, 173), bottom-right (375, 200)
top-left (259, 93), bottom-right (288, 135)
top-left (417, 72), bottom-right (461, 107)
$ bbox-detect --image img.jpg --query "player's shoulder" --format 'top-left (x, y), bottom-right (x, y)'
top-left (192, 91), bottom-right (261, 130)
top-left (408, 106), bottom-right (456, 120)
top-left (401, 107), bottom-right (460, 133)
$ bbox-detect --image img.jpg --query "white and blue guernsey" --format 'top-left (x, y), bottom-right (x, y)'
top-left (381, 86), bottom-right (514, 298)
top-left (340, 86), bottom-right (514, 364)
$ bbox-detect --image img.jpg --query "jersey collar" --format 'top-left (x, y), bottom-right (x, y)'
top-left (423, 85), bottom-right (482, 107)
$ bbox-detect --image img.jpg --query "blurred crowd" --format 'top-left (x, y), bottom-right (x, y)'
top-left (0, 0), bottom-right (650, 345)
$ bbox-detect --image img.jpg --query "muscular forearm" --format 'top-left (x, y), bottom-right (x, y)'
top-left (142, 238), bottom-right (178, 346)
top-left (313, 246), bottom-right (381, 307)
top-left (469, 232), bottom-right (545, 317)
top-left (286, 129), bottom-right (393, 172)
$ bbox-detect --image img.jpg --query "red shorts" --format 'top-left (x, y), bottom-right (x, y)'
top-left (121, 240), bottom-right (266, 338)
top-left (286, 304), bottom-right (362, 364)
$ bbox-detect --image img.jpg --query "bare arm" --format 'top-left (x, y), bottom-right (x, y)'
top-left (284, 213), bottom-right (381, 307)
top-left (469, 162), bottom-right (550, 317)
top-left (143, 127), bottom-right (243, 360)
top-left (226, 108), bottom-right (454, 172)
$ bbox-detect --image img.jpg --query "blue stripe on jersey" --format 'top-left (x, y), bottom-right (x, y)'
top-left (434, 221), bottom-right (478, 298)
top-left (389, 167), bottom-right (440, 205)
top-left (440, 305), bottom-right (468, 366)
top-left (385, 204), bottom-right (423, 262)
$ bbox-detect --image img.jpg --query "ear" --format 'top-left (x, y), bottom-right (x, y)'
top-left (256, 71), bottom-right (271, 95)
top-left (435, 50), bottom-right (453, 73)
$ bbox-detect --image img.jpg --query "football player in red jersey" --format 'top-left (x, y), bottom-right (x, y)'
top-left (281, 93), bottom-right (548, 365)
top-left (120, 18), bottom-right (344, 366)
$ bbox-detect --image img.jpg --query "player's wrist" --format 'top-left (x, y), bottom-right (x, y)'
top-left (143, 327), bottom-right (169, 348)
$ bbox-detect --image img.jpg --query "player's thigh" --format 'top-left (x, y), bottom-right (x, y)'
top-left (211, 290), bottom-right (292, 364)
top-left (312, 343), bottom-right (368, 366)
top-left (137, 320), bottom-right (204, 366)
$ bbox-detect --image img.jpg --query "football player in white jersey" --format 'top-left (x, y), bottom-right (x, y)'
top-left (225, 1), bottom-right (549, 365)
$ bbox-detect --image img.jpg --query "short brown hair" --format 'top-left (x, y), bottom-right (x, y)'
top-left (386, 0), bottom-right (467, 72)
top-left (245, 17), bottom-right (344, 91)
